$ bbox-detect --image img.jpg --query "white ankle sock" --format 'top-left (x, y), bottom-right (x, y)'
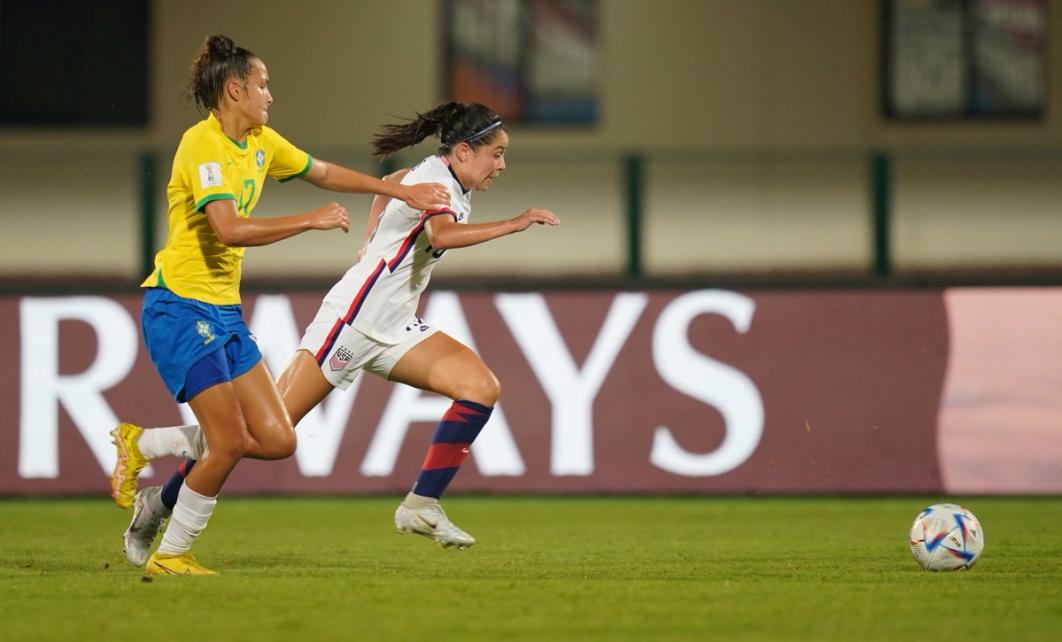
top-left (138, 425), bottom-right (206, 459)
top-left (155, 484), bottom-right (217, 555)
top-left (404, 492), bottom-right (438, 509)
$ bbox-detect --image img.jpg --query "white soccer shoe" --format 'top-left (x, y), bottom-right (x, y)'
top-left (123, 486), bottom-right (170, 566)
top-left (394, 502), bottom-right (476, 549)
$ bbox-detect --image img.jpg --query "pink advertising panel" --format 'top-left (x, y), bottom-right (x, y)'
top-left (2, 288), bottom-right (1057, 496)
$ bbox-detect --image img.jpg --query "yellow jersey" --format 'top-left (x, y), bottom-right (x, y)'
top-left (141, 112), bottom-right (312, 304)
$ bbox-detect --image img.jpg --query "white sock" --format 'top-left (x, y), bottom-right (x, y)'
top-left (155, 484), bottom-right (217, 555)
top-left (404, 492), bottom-right (438, 509)
top-left (137, 425), bottom-right (206, 459)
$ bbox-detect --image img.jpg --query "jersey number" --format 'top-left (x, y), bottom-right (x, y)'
top-left (237, 179), bottom-right (256, 216)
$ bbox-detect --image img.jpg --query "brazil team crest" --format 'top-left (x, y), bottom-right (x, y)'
top-left (256, 149), bottom-right (265, 167)
top-left (196, 320), bottom-right (215, 345)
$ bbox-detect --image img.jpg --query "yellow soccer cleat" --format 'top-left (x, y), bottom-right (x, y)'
top-left (144, 551), bottom-right (217, 576)
top-left (110, 422), bottom-right (148, 509)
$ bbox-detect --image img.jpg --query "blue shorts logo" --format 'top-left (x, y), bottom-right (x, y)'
top-left (256, 149), bottom-right (265, 167)
top-left (196, 320), bottom-right (215, 345)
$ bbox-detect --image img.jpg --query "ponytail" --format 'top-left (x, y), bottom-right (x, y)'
top-left (372, 101), bottom-right (503, 158)
top-left (185, 35), bottom-right (257, 111)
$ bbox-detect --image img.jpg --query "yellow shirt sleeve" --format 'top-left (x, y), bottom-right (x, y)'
top-left (179, 130), bottom-right (239, 212)
top-left (263, 127), bottom-right (313, 183)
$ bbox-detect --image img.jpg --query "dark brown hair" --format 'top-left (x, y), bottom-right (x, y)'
top-left (371, 101), bottom-right (503, 158)
top-left (185, 35), bottom-right (257, 111)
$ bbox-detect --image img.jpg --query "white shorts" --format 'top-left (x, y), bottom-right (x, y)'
top-left (298, 308), bottom-right (439, 390)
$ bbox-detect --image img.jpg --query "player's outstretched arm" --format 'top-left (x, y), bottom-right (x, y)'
top-left (205, 198), bottom-right (349, 247)
top-left (302, 159), bottom-right (448, 212)
top-left (425, 208), bottom-right (559, 251)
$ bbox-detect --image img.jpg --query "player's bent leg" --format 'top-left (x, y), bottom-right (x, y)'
top-left (232, 360), bottom-right (299, 460)
top-left (116, 352), bottom-right (333, 467)
top-left (109, 422), bottom-right (148, 509)
top-left (387, 333), bottom-right (501, 406)
top-left (182, 381), bottom-right (249, 495)
top-left (147, 363), bottom-right (290, 573)
top-left (151, 381), bottom-right (248, 573)
top-left (387, 333), bottom-right (500, 548)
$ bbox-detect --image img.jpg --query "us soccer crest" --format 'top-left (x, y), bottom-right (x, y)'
top-left (329, 346), bottom-right (353, 371)
top-left (196, 320), bottom-right (215, 345)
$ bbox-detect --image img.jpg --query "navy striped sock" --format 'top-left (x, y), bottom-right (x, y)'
top-left (412, 400), bottom-right (493, 499)
top-left (160, 458), bottom-right (196, 510)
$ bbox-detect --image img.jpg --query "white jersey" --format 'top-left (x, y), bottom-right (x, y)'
top-left (318, 155), bottom-right (471, 344)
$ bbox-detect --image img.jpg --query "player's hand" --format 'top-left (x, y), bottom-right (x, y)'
top-left (401, 182), bottom-right (450, 211)
top-left (511, 208), bottom-right (559, 232)
top-left (309, 202), bottom-right (350, 233)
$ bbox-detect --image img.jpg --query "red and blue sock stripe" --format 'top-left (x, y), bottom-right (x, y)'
top-left (412, 399), bottom-right (493, 499)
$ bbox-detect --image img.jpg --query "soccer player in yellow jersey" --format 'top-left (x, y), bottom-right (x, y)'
top-left (110, 35), bottom-right (449, 576)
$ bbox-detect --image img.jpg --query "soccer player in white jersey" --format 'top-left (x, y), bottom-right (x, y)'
top-left (113, 101), bottom-right (559, 560)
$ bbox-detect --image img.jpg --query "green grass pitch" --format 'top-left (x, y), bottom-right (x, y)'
top-left (2, 496), bottom-right (1060, 641)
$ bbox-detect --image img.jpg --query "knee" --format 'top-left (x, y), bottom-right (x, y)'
top-left (211, 428), bottom-right (249, 465)
top-left (242, 411), bottom-right (297, 460)
top-left (455, 369), bottom-right (501, 406)
top-left (259, 426), bottom-right (297, 460)
top-left (277, 430), bottom-right (297, 459)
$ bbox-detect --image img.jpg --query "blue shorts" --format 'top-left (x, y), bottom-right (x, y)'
top-left (141, 287), bottom-right (262, 403)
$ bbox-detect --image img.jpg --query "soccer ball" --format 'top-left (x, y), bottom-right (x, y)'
top-left (909, 503), bottom-right (984, 571)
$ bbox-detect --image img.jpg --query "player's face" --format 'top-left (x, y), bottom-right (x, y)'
top-left (470, 130), bottom-right (508, 191)
top-left (240, 58), bottom-right (273, 127)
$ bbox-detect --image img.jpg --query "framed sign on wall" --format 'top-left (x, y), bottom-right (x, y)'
top-left (443, 0), bottom-right (598, 124)
top-left (882, 0), bottom-right (1046, 120)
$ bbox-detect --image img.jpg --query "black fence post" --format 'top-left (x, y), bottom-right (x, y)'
top-left (624, 153), bottom-right (644, 278)
top-left (871, 151), bottom-right (892, 278)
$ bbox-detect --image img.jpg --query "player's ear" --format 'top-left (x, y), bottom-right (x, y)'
top-left (225, 77), bottom-right (242, 102)
top-left (453, 142), bottom-right (470, 163)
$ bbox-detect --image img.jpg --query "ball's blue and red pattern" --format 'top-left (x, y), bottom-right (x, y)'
top-left (909, 503), bottom-right (985, 571)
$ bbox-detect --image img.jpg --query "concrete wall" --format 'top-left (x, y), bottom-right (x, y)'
top-left (2, 0), bottom-right (1061, 279)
